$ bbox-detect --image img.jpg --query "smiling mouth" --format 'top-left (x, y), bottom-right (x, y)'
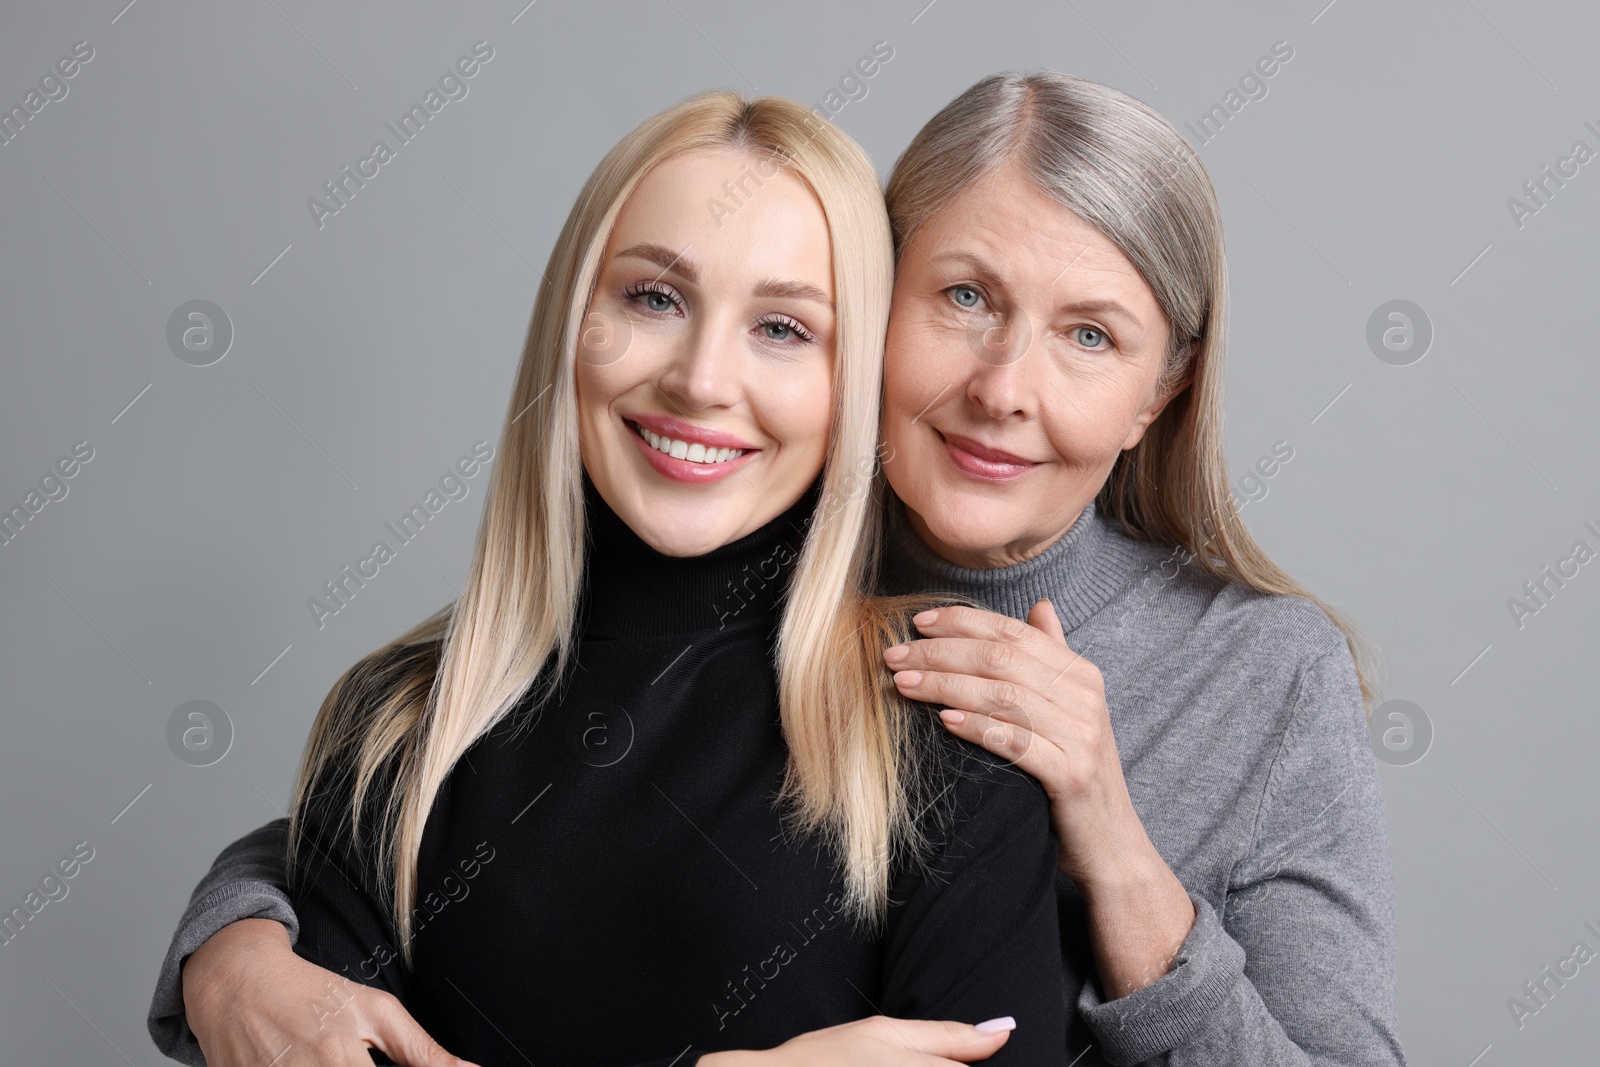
top-left (938, 429), bottom-right (1041, 483)
top-left (940, 431), bottom-right (1037, 467)
top-left (628, 420), bottom-right (750, 465)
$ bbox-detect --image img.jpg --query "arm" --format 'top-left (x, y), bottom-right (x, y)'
top-left (147, 819), bottom-right (297, 1065)
top-left (890, 600), bottom-right (1405, 1064)
top-left (1074, 645), bottom-right (1407, 1065)
top-left (875, 731), bottom-right (1069, 1064)
top-left (150, 817), bottom-right (471, 1067)
top-left (153, 811), bottom-right (1012, 1067)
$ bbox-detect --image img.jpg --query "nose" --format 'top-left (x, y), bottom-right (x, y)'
top-left (965, 311), bottom-right (1041, 421)
top-left (656, 313), bottom-right (743, 413)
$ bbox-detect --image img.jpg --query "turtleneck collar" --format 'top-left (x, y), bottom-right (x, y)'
top-left (578, 472), bottom-right (820, 639)
top-left (876, 489), bottom-right (1143, 631)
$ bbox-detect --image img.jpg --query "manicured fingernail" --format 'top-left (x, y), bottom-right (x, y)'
top-left (913, 609), bottom-right (938, 626)
top-left (975, 1016), bottom-right (1015, 1033)
top-left (894, 670), bottom-right (922, 686)
top-left (939, 709), bottom-right (965, 726)
top-left (883, 644), bottom-right (909, 663)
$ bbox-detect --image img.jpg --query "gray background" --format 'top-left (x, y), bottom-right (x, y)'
top-left (1, 0), bottom-right (1595, 1063)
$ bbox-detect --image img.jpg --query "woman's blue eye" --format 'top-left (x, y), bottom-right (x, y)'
top-left (756, 316), bottom-right (812, 344)
top-left (1074, 325), bottom-right (1107, 348)
top-left (950, 286), bottom-right (981, 308)
top-left (624, 282), bottom-right (681, 313)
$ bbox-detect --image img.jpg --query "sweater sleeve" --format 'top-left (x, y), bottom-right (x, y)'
top-left (1074, 644), bottom-right (1407, 1065)
top-left (146, 819), bottom-right (297, 1066)
top-left (878, 736), bottom-right (1068, 1064)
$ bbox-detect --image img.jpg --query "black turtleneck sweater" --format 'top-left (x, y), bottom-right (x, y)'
top-left (289, 475), bottom-right (1066, 1066)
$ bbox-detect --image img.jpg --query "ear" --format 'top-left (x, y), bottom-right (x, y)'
top-left (1120, 341), bottom-right (1195, 451)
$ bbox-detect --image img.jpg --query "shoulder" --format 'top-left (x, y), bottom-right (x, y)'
top-left (1196, 580), bottom-right (1351, 676)
top-left (883, 717), bottom-right (1057, 915)
top-left (1158, 577), bottom-right (1371, 806)
top-left (1108, 533), bottom-right (1345, 649)
top-left (913, 718), bottom-right (1054, 857)
top-left (1092, 536), bottom-right (1352, 686)
top-left (1084, 537), bottom-right (1368, 764)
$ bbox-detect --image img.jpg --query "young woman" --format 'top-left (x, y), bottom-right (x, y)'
top-left (146, 92), bottom-right (1067, 1067)
top-left (151, 73), bottom-right (1406, 1065)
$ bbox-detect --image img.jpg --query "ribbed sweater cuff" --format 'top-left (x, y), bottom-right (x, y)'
top-left (1075, 892), bottom-right (1244, 1063)
top-left (146, 880), bottom-right (299, 1065)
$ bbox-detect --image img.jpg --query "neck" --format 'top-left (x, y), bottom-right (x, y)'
top-left (579, 473), bottom-right (821, 639)
top-left (878, 490), bottom-right (1144, 629)
top-left (904, 505), bottom-right (1084, 570)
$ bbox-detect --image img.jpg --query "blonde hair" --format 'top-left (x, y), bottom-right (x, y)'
top-left (885, 71), bottom-right (1381, 712)
top-left (287, 91), bottom-right (948, 962)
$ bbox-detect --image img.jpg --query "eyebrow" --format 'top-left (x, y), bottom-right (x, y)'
top-left (616, 242), bottom-right (700, 282)
top-left (615, 242), bottom-right (832, 309)
top-left (753, 277), bottom-right (833, 309)
top-left (1059, 297), bottom-right (1141, 323)
top-left (928, 250), bottom-right (1003, 289)
top-left (928, 250), bottom-right (1142, 327)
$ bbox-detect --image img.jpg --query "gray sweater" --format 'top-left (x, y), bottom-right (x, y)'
top-left (148, 496), bottom-right (1405, 1066)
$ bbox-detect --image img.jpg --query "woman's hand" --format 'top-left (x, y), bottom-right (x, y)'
top-left (883, 600), bottom-right (1196, 999)
top-left (883, 600), bottom-right (1144, 885)
top-left (182, 918), bottom-right (476, 1067)
top-left (701, 1015), bottom-right (1016, 1066)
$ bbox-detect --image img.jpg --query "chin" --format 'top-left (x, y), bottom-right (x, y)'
top-left (640, 530), bottom-right (731, 558)
top-left (929, 512), bottom-right (1014, 559)
top-left (903, 482), bottom-right (1006, 552)
top-left (627, 502), bottom-right (745, 559)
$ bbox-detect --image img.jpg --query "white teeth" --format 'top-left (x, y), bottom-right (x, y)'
top-left (633, 422), bottom-right (747, 464)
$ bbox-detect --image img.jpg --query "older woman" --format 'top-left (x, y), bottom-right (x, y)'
top-left (150, 72), bottom-right (1404, 1066)
top-left (872, 73), bottom-right (1403, 1065)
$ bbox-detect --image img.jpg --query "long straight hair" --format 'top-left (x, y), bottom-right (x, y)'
top-left (287, 92), bottom-right (947, 962)
top-left (885, 71), bottom-right (1381, 710)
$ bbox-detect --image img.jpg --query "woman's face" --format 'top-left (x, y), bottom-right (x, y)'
top-left (881, 160), bottom-right (1183, 569)
top-left (576, 147), bottom-right (836, 558)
